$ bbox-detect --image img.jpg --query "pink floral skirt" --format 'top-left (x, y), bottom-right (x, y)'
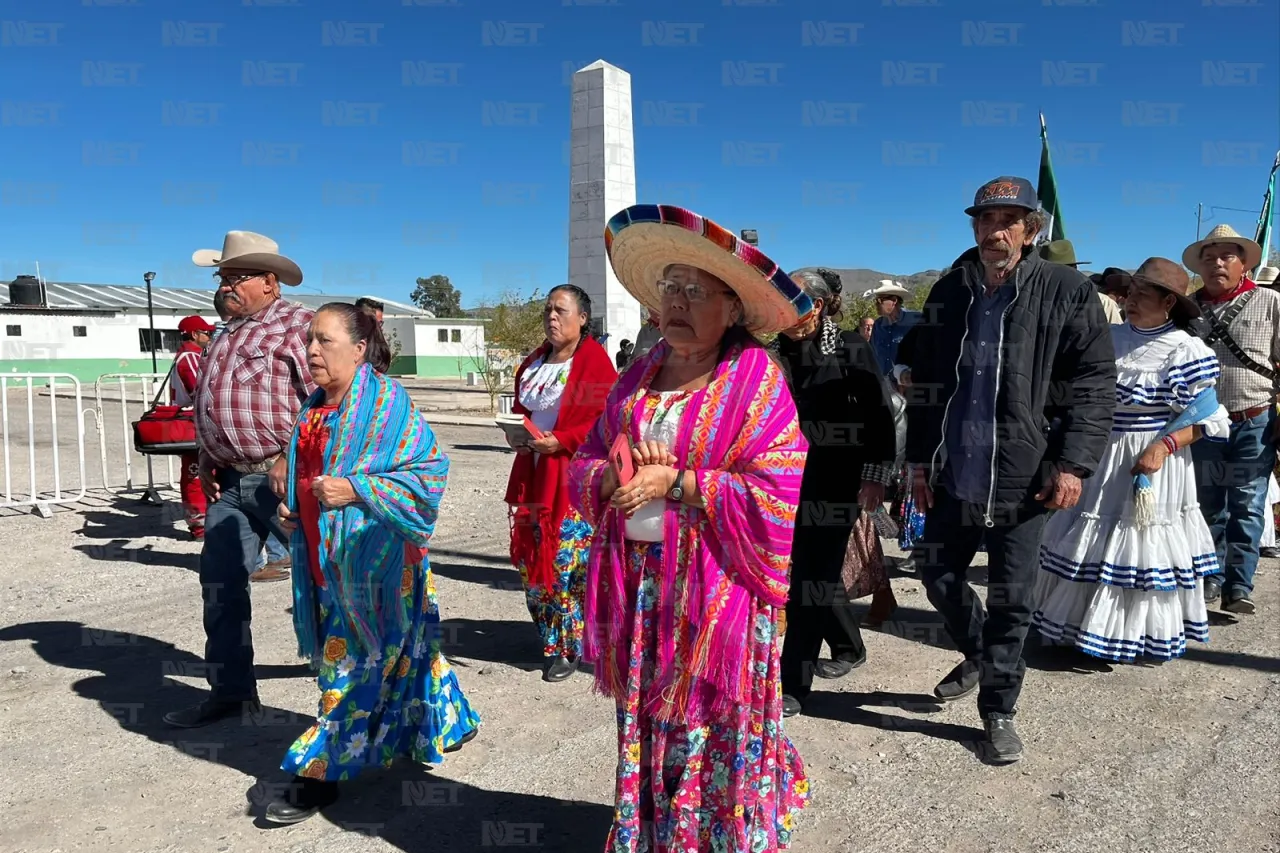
top-left (604, 541), bottom-right (809, 852)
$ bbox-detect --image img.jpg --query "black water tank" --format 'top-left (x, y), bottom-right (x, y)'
top-left (7, 276), bottom-right (43, 307)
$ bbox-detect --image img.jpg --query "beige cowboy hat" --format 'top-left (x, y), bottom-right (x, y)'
top-left (1255, 265), bottom-right (1279, 286)
top-left (604, 204), bottom-right (812, 335)
top-left (1182, 224), bottom-right (1262, 275)
top-left (862, 280), bottom-right (911, 300)
top-left (192, 230), bottom-right (303, 286)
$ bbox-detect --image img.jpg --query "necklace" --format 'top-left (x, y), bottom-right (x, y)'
top-left (818, 316), bottom-right (840, 356)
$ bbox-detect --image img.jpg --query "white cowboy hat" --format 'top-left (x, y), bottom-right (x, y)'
top-left (1182, 224), bottom-right (1262, 275)
top-left (192, 230), bottom-right (303, 286)
top-left (1255, 265), bottom-right (1279, 286)
top-left (604, 204), bottom-right (812, 335)
top-left (862, 280), bottom-right (910, 300)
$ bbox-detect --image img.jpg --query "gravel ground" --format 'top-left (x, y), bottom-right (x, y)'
top-left (1, 422), bottom-right (1278, 853)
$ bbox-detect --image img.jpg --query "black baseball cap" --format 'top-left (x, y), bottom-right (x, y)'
top-left (964, 176), bottom-right (1039, 216)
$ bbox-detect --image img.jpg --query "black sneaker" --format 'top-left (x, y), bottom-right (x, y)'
top-left (982, 713), bottom-right (1024, 764)
top-left (1222, 592), bottom-right (1256, 615)
top-left (933, 660), bottom-right (980, 702)
top-left (1259, 546), bottom-right (1280, 559)
top-left (264, 777), bottom-right (339, 825)
top-left (163, 696), bottom-right (260, 729)
top-left (781, 694), bottom-right (803, 718)
top-left (1203, 576), bottom-right (1222, 603)
top-left (542, 657), bottom-right (579, 683)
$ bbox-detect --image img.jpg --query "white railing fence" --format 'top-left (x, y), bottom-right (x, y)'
top-left (0, 373), bottom-right (88, 517)
top-left (84, 373), bottom-right (179, 501)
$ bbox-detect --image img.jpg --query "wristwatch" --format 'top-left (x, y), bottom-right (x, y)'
top-left (669, 468), bottom-right (686, 501)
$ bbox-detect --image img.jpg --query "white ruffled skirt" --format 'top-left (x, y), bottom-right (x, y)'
top-left (1032, 430), bottom-right (1217, 662)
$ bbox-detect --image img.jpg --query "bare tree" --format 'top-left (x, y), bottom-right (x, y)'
top-left (467, 289), bottom-right (545, 414)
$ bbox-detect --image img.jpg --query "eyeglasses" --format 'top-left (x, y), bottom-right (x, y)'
top-left (213, 271), bottom-right (265, 287)
top-left (657, 279), bottom-right (732, 303)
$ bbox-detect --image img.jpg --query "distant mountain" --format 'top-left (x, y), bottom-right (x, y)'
top-left (791, 267), bottom-right (950, 297)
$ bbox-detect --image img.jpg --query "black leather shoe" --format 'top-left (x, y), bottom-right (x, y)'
top-left (1222, 592), bottom-right (1256, 615)
top-left (781, 694), bottom-right (803, 718)
top-left (542, 657), bottom-right (579, 683)
top-left (264, 777), bottom-right (339, 825)
top-left (982, 713), bottom-right (1024, 764)
top-left (933, 660), bottom-right (980, 702)
top-left (1203, 576), bottom-right (1222, 603)
top-left (815, 659), bottom-right (851, 679)
top-left (1259, 546), bottom-right (1280, 559)
top-left (443, 727), bottom-right (478, 754)
top-left (816, 649), bottom-right (867, 679)
top-left (163, 697), bottom-right (260, 729)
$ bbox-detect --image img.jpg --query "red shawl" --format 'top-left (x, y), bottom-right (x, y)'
top-left (504, 335), bottom-right (616, 589)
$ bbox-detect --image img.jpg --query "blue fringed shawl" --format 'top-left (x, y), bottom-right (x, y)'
top-left (286, 363), bottom-right (450, 660)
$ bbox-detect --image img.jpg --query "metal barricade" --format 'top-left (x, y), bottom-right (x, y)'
top-left (0, 373), bottom-right (88, 517)
top-left (84, 373), bottom-right (178, 501)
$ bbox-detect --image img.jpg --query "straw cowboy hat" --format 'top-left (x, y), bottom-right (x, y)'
top-left (604, 204), bottom-right (811, 335)
top-left (863, 280), bottom-right (911, 300)
top-left (1105, 257), bottom-right (1200, 324)
top-left (192, 230), bottom-right (304, 286)
top-left (1255, 265), bottom-right (1279, 286)
top-left (1182, 224), bottom-right (1262, 275)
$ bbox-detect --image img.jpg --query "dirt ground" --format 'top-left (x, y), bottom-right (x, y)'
top-left (1, 423), bottom-right (1278, 853)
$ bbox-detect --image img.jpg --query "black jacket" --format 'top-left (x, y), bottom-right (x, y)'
top-left (904, 252), bottom-right (1116, 514)
top-left (778, 329), bottom-right (896, 537)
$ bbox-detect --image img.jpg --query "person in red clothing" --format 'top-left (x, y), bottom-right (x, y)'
top-left (174, 315), bottom-right (216, 539)
top-left (503, 285), bottom-right (617, 682)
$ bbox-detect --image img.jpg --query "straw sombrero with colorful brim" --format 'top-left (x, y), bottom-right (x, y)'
top-left (604, 204), bottom-right (812, 336)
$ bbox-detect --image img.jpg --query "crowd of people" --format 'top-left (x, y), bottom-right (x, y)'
top-left (150, 166), bottom-right (1277, 849)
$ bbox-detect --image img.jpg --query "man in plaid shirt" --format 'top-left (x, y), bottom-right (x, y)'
top-left (164, 231), bottom-right (314, 729)
top-left (1186, 225), bottom-right (1279, 617)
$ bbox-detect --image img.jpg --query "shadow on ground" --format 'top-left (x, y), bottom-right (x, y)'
top-left (79, 496), bottom-right (191, 542)
top-left (0, 620), bottom-right (610, 852)
top-left (799, 690), bottom-right (985, 759)
top-left (440, 617), bottom-right (547, 673)
top-left (445, 444), bottom-right (512, 455)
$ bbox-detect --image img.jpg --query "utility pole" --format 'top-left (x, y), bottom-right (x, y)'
top-left (143, 270), bottom-right (158, 373)
top-left (1196, 203), bottom-right (1203, 241)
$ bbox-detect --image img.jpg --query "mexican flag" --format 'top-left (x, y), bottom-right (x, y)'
top-left (1254, 150), bottom-right (1278, 276)
top-left (1036, 112), bottom-right (1066, 245)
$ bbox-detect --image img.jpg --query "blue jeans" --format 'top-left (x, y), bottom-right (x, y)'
top-left (1191, 409), bottom-right (1276, 598)
top-left (255, 530), bottom-right (289, 570)
top-left (200, 470), bottom-right (288, 702)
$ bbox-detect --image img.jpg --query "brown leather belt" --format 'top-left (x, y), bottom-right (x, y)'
top-left (1228, 405), bottom-right (1270, 423)
top-left (232, 455), bottom-right (280, 474)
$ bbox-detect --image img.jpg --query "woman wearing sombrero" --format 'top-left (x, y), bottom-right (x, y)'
top-left (569, 205), bottom-right (812, 850)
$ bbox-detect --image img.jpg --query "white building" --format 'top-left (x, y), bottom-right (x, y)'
top-left (0, 280), bottom-right (485, 382)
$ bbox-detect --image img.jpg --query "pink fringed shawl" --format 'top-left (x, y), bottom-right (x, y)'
top-left (568, 338), bottom-right (808, 723)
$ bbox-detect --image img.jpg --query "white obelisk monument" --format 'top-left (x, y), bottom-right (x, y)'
top-left (569, 60), bottom-right (639, 360)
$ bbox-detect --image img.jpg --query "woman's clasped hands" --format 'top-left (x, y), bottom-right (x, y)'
top-left (607, 439), bottom-right (679, 518)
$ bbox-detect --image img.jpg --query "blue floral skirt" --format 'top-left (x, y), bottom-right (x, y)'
top-left (281, 567), bottom-right (480, 781)
top-left (518, 509), bottom-right (592, 660)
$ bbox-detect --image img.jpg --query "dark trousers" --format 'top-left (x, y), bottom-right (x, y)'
top-left (780, 528), bottom-right (867, 699)
top-left (199, 469), bottom-right (288, 702)
top-left (913, 487), bottom-right (1047, 716)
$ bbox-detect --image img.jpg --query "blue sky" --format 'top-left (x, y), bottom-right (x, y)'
top-left (1, 0), bottom-right (1277, 307)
